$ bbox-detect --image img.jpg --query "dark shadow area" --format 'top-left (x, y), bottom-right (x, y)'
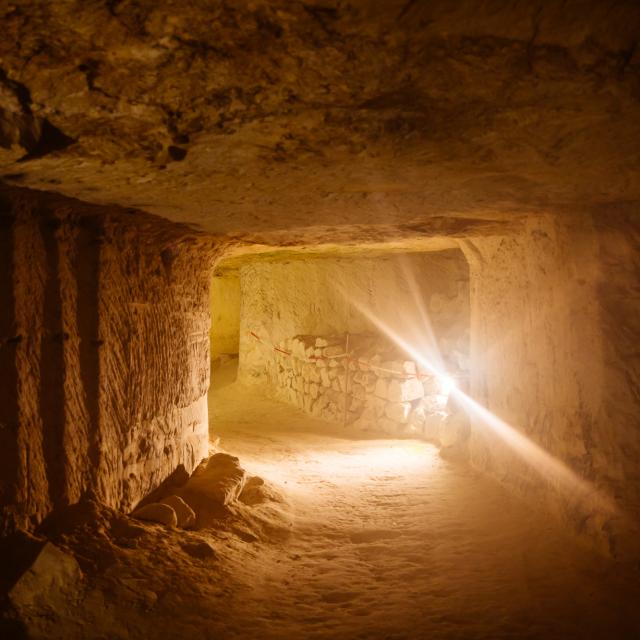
top-left (0, 202), bottom-right (20, 535)
top-left (39, 216), bottom-right (67, 510)
top-left (20, 120), bottom-right (75, 161)
top-left (76, 218), bottom-right (102, 474)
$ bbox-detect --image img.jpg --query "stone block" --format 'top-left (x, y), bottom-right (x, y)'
top-left (422, 394), bottom-right (447, 412)
top-left (159, 495), bottom-right (196, 529)
top-left (380, 360), bottom-right (405, 377)
top-left (350, 383), bottom-right (365, 399)
top-left (8, 541), bottom-right (83, 615)
top-left (180, 540), bottom-right (217, 560)
top-left (385, 401), bottom-right (412, 423)
top-left (409, 405), bottom-right (426, 429)
top-left (388, 378), bottom-right (424, 402)
top-left (375, 377), bottom-right (389, 399)
top-left (132, 503), bottom-right (178, 526)
top-left (180, 453), bottom-right (247, 506)
top-left (323, 345), bottom-right (344, 357)
top-left (403, 361), bottom-right (417, 375)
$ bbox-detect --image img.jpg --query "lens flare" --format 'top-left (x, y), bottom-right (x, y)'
top-left (339, 285), bottom-right (615, 517)
top-left (439, 374), bottom-right (457, 395)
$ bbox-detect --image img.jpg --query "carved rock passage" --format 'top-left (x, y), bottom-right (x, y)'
top-left (0, 1), bottom-right (639, 239)
top-left (227, 215), bottom-right (640, 557)
top-left (0, 185), bottom-right (215, 531)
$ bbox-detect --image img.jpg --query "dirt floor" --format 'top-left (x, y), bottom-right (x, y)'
top-left (207, 362), bottom-right (640, 640)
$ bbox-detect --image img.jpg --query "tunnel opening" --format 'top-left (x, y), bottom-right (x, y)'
top-left (210, 248), bottom-right (470, 448)
top-left (210, 269), bottom-right (241, 389)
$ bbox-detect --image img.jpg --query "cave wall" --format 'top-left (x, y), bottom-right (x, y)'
top-left (0, 186), bottom-right (211, 532)
top-left (238, 251), bottom-right (469, 385)
top-left (210, 272), bottom-right (241, 359)
top-left (462, 213), bottom-right (640, 557)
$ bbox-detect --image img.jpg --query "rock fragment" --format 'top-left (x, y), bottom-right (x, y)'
top-left (180, 453), bottom-right (247, 506)
top-left (8, 541), bottom-right (83, 615)
top-left (180, 539), bottom-right (217, 560)
top-left (159, 495), bottom-right (196, 529)
top-left (131, 503), bottom-right (178, 527)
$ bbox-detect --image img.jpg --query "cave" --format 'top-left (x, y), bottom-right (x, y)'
top-left (1, 2), bottom-right (640, 639)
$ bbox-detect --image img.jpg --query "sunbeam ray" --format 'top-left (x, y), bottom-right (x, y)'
top-left (339, 284), bottom-right (616, 516)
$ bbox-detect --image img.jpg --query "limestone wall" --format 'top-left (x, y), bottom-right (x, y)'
top-left (0, 186), bottom-right (212, 532)
top-left (462, 214), bottom-right (640, 557)
top-left (238, 251), bottom-right (469, 384)
top-left (210, 273), bottom-right (240, 359)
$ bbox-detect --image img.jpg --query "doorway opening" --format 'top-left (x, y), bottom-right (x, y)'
top-left (210, 248), bottom-right (470, 446)
top-left (210, 268), bottom-right (241, 390)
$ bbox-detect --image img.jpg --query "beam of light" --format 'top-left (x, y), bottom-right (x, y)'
top-left (340, 288), bottom-right (616, 516)
top-left (398, 255), bottom-right (445, 372)
top-left (236, 439), bottom-right (439, 494)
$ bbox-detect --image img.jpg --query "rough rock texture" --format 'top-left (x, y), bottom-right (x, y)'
top-left (0, 1), bottom-right (639, 243)
top-left (131, 503), bottom-right (178, 527)
top-left (179, 453), bottom-right (247, 508)
top-left (0, 185), bottom-right (214, 531)
top-left (0, 1), bottom-right (638, 559)
top-left (265, 332), bottom-right (456, 436)
top-left (461, 213), bottom-right (640, 557)
top-left (209, 272), bottom-right (240, 358)
top-left (159, 495), bottom-right (196, 529)
top-left (238, 251), bottom-right (469, 382)
top-left (8, 541), bottom-right (82, 616)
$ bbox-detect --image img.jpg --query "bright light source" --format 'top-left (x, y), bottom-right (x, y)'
top-left (340, 284), bottom-right (616, 518)
top-left (438, 374), bottom-right (457, 395)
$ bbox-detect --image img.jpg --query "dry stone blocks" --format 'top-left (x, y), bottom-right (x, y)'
top-left (267, 332), bottom-right (458, 439)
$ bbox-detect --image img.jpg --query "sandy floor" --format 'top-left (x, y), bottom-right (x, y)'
top-left (208, 364), bottom-right (640, 640)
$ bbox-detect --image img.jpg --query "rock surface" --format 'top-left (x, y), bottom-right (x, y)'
top-left (159, 495), bottom-right (196, 529)
top-left (132, 503), bottom-right (178, 527)
top-left (8, 541), bottom-right (82, 614)
top-left (179, 539), bottom-right (217, 560)
top-left (0, 1), bottom-right (639, 244)
top-left (0, 185), bottom-right (214, 531)
top-left (180, 454), bottom-right (247, 507)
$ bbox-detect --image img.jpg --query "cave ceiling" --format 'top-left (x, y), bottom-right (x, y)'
top-left (0, 0), bottom-right (639, 244)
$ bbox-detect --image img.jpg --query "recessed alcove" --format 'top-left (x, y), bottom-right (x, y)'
top-left (210, 248), bottom-right (470, 444)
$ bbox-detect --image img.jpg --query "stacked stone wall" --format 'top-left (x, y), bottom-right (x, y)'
top-left (265, 332), bottom-right (468, 441)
